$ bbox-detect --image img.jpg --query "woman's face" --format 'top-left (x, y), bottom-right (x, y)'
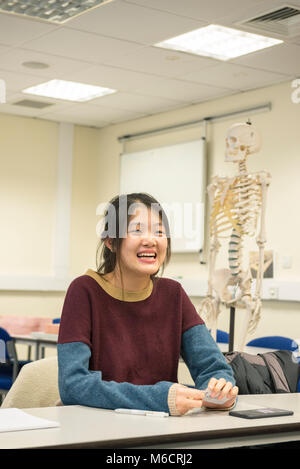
top-left (119, 204), bottom-right (168, 280)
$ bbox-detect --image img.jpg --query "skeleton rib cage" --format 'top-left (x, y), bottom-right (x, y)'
top-left (210, 174), bottom-right (262, 239)
top-left (209, 173), bottom-right (263, 278)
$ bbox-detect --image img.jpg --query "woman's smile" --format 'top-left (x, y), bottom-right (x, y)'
top-left (137, 249), bottom-right (157, 264)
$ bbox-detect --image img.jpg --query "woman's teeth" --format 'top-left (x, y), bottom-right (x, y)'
top-left (137, 253), bottom-right (156, 258)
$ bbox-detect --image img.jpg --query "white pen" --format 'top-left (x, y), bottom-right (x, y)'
top-left (115, 408), bottom-right (169, 417)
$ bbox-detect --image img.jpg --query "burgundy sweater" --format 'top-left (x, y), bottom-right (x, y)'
top-left (58, 273), bottom-right (203, 385)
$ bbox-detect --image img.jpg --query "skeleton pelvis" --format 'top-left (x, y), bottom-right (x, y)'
top-left (210, 268), bottom-right (252, 306)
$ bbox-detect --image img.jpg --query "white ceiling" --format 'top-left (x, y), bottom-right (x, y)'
top-left (0, 0), bottom-right (300, 128)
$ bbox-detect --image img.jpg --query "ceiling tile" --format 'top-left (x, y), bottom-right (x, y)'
top-left (232, 43), bottom-right (300, 76)
top-left (0, 93), bottom-right (73, 118)
top-left (122, 0), bottom-right (263, 22)
top-left (0, 13), bottom-right (57, 47)
top-left (180, 62), bottom-right (289, 91)
top-left (104, 45), bottom-right (217, 77)
top-left (19, 28), bottom-right (144, 64)
top-left (41, 103), bottom-right (144, 127)
top-left (134, 77), bottom-right (232, 103)
top-left (0, 48), bottom-right (88, 78)
top-left (89, 91), bottom-right (184, 113)
top-left (60, 63), bottom-right (170, 92)
top-left (67, 0), bottom-right (205, 45)
top-left (0, 43), bottom-right (12, 55)
top-left (0, 68), bottom-right (48, 91)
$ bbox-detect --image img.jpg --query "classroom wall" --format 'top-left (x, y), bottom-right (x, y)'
top-left (1, 79), bottom-right (300, 353)
top-left (0, 116), bottom-right (99, 323)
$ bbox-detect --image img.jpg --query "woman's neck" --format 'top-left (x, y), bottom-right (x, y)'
top-left (104, 269), bottom-right (151, 292)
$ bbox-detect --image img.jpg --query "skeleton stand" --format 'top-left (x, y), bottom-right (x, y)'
top-left (229, 306), bottom-right (235, 352)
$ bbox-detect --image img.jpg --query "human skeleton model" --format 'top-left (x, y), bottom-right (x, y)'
top-left (200, 122), bottom-right (271, 351)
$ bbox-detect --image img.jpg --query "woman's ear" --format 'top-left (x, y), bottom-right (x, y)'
top-left (104, 238), bottom-right (114, 252)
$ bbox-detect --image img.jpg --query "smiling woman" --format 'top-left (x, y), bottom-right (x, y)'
top-left (57, 192), bottom-right (237, 416)
top-left (96, 193), bottom-right (171, 291)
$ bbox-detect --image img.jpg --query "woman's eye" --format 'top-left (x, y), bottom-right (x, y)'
top-left (129, 226), bottom-right (142, 235)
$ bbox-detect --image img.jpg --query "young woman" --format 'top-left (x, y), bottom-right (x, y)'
top-left (57, 193), bottom-right (238, 416)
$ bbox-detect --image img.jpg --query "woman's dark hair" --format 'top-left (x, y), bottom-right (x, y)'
top-left (96, 193), bottom-right (171, 280)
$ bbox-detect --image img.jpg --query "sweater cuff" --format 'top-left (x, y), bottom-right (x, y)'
top-left (167, 383), bottom-right (182, 416)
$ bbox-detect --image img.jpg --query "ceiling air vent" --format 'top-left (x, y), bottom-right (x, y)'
top-left (238, 5), bottom-right (300, 37)
top-left (12, 99), bottom-right (53, 109)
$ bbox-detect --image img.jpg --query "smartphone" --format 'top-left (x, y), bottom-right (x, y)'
top-left (229, 408), bottom-right (294, 419)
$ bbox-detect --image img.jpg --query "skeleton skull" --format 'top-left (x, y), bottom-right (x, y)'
top-left (225, 122), bottom-right (261, 162)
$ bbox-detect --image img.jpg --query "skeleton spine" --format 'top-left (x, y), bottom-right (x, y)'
top-left (228, 227), bottom-right (242, 276)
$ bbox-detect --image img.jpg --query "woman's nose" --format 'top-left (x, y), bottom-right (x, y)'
top-left (141, 231), bottom-right (156, 245)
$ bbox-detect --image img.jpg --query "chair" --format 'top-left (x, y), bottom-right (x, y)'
top-left (0, 327), bottom-right (30, 402)
top-left (216, 330), bottom-right (229, 344)
top-left (247, 336), bottom-right (300, 393)
top-left (52, 318), bottom-right (60, 324)
top-left (1, 356), bottom-right (60, 409)
top-left (246, 336), bottom-right (299, 352)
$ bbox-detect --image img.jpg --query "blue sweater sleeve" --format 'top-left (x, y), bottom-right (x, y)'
top-left (57, 342), bottom-right (173, 412)
top-left (181, 324), bottom-right (235, 390)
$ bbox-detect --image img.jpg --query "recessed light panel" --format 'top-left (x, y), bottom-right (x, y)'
top-left (0, 0), bottom-right (115, 24)
top-left (155, 24), bottom-right (283, 61)
top-left (23, 79), bottom-right (116, 102)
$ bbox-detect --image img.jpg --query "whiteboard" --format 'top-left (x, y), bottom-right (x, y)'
top-left (120, 139), bottom-right (206, 252)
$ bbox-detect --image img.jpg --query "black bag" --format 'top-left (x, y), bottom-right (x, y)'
top-left (225, 350), bottom-right (300, 394)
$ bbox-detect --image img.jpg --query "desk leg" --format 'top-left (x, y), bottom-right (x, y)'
top-left (35, 341), bottom-right (40, 360)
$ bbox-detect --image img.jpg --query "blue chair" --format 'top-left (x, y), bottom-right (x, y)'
top-left (0, 327), bottom-right (31, 402)
top-left (246, 336), bottom-right (299, 352)
top-left (209, 329), bottom-right (229, 343)
top-left (216, 330), bottom-right (229, 344)
top-left (52, 318), bottom-right (60, 324)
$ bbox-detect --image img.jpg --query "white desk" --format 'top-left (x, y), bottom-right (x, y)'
top-left (0, 394), bottom-right (299, 449)
top-left (12, 333), bottom-right (57, 360)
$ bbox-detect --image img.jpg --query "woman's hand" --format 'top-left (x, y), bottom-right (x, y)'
top-left (203, 377), bottom-right (238, 409)
top-left (174, 385), bottom-right (206, 416)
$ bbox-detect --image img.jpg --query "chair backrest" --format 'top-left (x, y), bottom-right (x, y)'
top-left (247, 336), bottom-right (299, 351)
top-left (0, 327), bottom-right (19, 381)
top-left (216, 330), bottom-right (229, 344)
top-left (0, 327), bottom-right (12, 361)
top-left (1, 356), bottom-right (60, 409)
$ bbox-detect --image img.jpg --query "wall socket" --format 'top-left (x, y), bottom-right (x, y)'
top-left (268, 286), bottom-right (279, 299)
top-left (282, 256), bottom-right (292, 269)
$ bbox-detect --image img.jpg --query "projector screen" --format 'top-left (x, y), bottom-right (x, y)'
top-left (120, 138), bottom-right (206, 253)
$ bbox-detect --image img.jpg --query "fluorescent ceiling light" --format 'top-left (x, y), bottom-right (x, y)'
top-left (155, 24), bottom-right (283, 61)
top-left (23, 79), bottom-right (116, 102)
top-left (0, 0), bottom-right (115, 24)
